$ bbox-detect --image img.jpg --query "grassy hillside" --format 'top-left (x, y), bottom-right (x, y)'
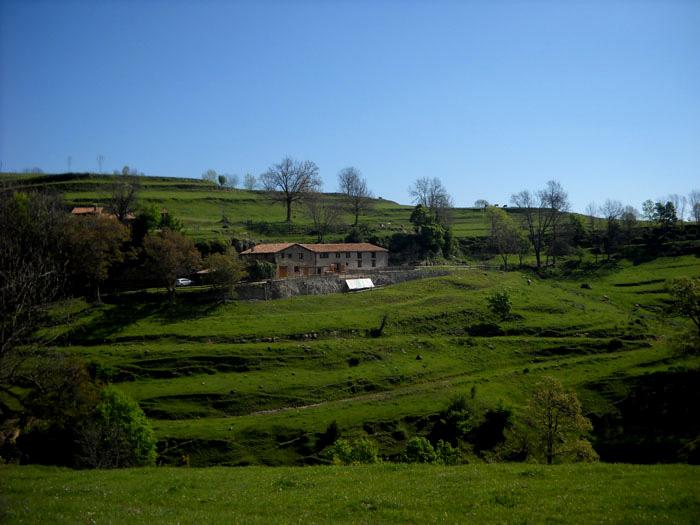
top-left (47, 253), bottom-right (700, 466)
top-left (3, 463), bottom-right (699, 523)
top-left (4, 172), bottom-right (507, 243)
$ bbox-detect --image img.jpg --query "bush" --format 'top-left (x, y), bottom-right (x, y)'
top-left (76, 387), bottom-right (157, 469)
top-left (487, 291), bottom-right (512, 321)
top-left (400, 437), bottom-right (437, 463)
top-left (248, 260), bottom-right (277, 281)
top-left (327, 438), bottom-right (378, 465)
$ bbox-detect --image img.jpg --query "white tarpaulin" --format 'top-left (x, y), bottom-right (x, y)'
top-left (345, 278), bottom-right (374, 291)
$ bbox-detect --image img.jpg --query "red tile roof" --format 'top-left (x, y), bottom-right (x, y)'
top-left (241, 242), bottom-right (387, 255)
top-left (299, 243), bottom-right (388, 252)
top-left (240, 243), bottom-right (293, 254)
top-left (71, 206), bottom-right (104, 214)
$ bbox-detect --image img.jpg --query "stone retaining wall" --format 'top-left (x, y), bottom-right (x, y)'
top-left (235, 268), bottom-right (452, 301)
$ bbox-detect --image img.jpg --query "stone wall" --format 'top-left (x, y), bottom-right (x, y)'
top-left (235, 268), bottom-right (452, 301)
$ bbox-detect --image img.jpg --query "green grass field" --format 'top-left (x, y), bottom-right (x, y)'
top-left (2, 463), bottom-right (699, 524)
top-left (3, 172), bottom-right (700, 522)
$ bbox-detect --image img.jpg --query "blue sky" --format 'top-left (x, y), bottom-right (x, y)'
top-left (1, 0), bottom-right (698, 213)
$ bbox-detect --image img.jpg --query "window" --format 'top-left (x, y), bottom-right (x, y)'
top-left (371, 252), bottom-right (376, 259)
top-left (320, 253), bottom-right (329, 259)
top-left (371, 260), bottom-right (376, 267)
top-left (317, 268), bottom-right (322, 274)
top-left (358, 261), bottom-right (362, 268)
top-left (336, 253), bottom-right (340, 258)
top-left (299, 253), bottom-right (303, 260)
top-left (345, 252), bottom-right (350, 258)
top-left (294, 266), bottom-right (299, 272)
top-left (357, 252), bottom-right (362, 259)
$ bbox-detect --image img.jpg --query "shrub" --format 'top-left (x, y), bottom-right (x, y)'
top-left (400, 437), bottom-right (437, 463)
top-left (435, 439), bottom-right (460, 465)
top-left (327, 438), bottom-right (378, 465)
top-left (76, 387), bottom-right (157, 468)
top-left (487, 291), bottom-right (512, 321)
top-left (248, 260), bottom-right (276, 281)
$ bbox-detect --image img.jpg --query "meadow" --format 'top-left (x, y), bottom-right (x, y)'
top-left (2, 172), bottom-right (699, 522)
top-left (2, 463), bottom-right (699, 523)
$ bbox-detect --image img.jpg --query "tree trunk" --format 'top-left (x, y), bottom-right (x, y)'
top-left (93, 282), bottom-right (101, 306)
top-left (353, 211), bottom-right (359, 227)
top-left (285, 198), bottom-right (293, 223)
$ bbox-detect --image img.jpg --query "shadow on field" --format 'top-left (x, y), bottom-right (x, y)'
top-left (67, 291), bottom-right (222, 342)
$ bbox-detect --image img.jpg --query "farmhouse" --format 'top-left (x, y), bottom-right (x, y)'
top-left (241, 243), bottom-right (389, 278)
top-left (70, 204), bottom-right (135, 220)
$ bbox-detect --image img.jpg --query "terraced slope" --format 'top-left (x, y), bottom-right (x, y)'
top-left (59, 255), bottom-right (700, 465)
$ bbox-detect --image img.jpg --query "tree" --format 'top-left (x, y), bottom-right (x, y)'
top-left (408, 177), bottom-right (453, 226)
top-left (667, 277), bottom-right (700, 338)
top-left (668, 194), bottom-right (687, 222)
top-left (143, 230), bottom-right (202, 302)
top-left (641, 199), bottom-right (655, 221)
top-left (305, 191), bottom-right (341, 243)
top-left (410, 204), bottom-right (448, 258)
top-left (64, 215), bottom-right (130, 304)
top-left (218, 174), bottom-right (227, 186)
top-left (600, 199), bottom-right (623, 260)
top-left (487, 291), bottom-right (512, 321)
top-left (107, 176), bottom-right (140, 222)
top-left (338, 167), bottom-right (373, 226)
top-left (688, 190), bottom-right (700, 224)
top-left (260, 156), bottom-right (321, 222)
top-left (653, 201), bottom-right (677, 230)
top-left (202, 169), bottom-right (217, 183)
top-left (513, 376), bottom-right (597, 464)
top-left (77, 387), bottom-right (157, 469)
top-left (487, 207), bottom-right (522, 271)
top-left (585, 202), bottom-right (599, 234)
top-left (511, 181), bottom-right (569, 269)
top-left (202, 251), bottom-right (246, 300)
top-left (620, 205), bottom-right (638, 248)
top-left (474, 199), bottom-right (490, 208)
top-left (243, 173), bottom-right (257, 191)
top-left (224, 173), bottom-right (240, 189)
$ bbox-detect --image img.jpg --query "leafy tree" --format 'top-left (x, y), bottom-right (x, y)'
top-left (653, 201), bottom-right (677, 228)
top-left (487, 207), bottom-right (522, 271)
top-left (510, 376), bottom-right (597, 464)
top-left (409, 204), bottom-right (454, 258)
top-left (65, 215), bottom-right (130, 304)
top-left (667, 277), bottom-right (700, 338)
top-left (158, 211), bottom-right (183, 232)
top-left (131, 203), bottom-right (162, 246)
top-left (202, 251), bottom-right (246, 299)
top-left (77, 387), bottom-right (157, 468)
top-left (641, 199), bottom-right (655, 221)
top-left (487, 291), bottom-right (512, 321)
top-left (338, 167), bottom-right (373, 226)
top-left (260, 156), bottom-right (321, 222)
top-left (474, 199), bottom-right (490, 208)
top-left (218, 174), bottom-right (227, 186)
top-left (143, 230), bottom-right (202, 302)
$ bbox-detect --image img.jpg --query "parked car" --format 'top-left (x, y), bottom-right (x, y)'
top-left (176, 278), bottom-right (193, 286)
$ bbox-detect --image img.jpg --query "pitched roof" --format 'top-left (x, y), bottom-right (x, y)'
top-left (241, 242), bottom-right (387, 255)
top-left (240, 243), bottom-right (293, 254)
top-left (299, 243), bottom-right (388, 253)
top-left (71, 206), bottom-right (104, 214)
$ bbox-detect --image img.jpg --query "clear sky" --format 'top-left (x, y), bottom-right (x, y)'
top-left (1, 0), bottom-right (698, 214)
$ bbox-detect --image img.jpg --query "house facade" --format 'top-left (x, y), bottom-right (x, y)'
top-left (241, 243), bottom-right (389, 279)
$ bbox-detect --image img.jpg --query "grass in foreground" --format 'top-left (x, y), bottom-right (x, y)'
top-left (2, 463), bottom-right (698, 524)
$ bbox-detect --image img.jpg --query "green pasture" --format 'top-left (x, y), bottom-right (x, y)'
top-left (2, 463), bottom-right (698, 524)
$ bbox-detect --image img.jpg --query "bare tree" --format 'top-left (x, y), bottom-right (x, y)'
top-left (243, 173), bottom-right (257, 191)
top-left (585, 202), bottom-right (599, 233)
top-left (107, 177), bottom-right (140, 222)
top-left (408, 177), bottom-right (453, 226)
top-left (260, 156), bottom-right (321, 223)
top-left (305, 191), bottom-right (341, 243)
top-left (202, 169), bottom-right (217, 183)
top-left (225, 173), bottom-right (240, 188)
top-left (511, 181), bottom-right (569, 269)
top-left (669, 194), bottom-right (687, 222)
top-left (600, 199), bottom-right (623, 260)
top-left (338, 167), bottom-right (373, 226)
top-left (689, 190), bottom-right (700, 224)
top-left (621, 205), bottom-right (639, 248)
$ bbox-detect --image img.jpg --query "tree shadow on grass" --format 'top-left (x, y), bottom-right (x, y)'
top-left (65, 290), bottom-right (224, 343)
